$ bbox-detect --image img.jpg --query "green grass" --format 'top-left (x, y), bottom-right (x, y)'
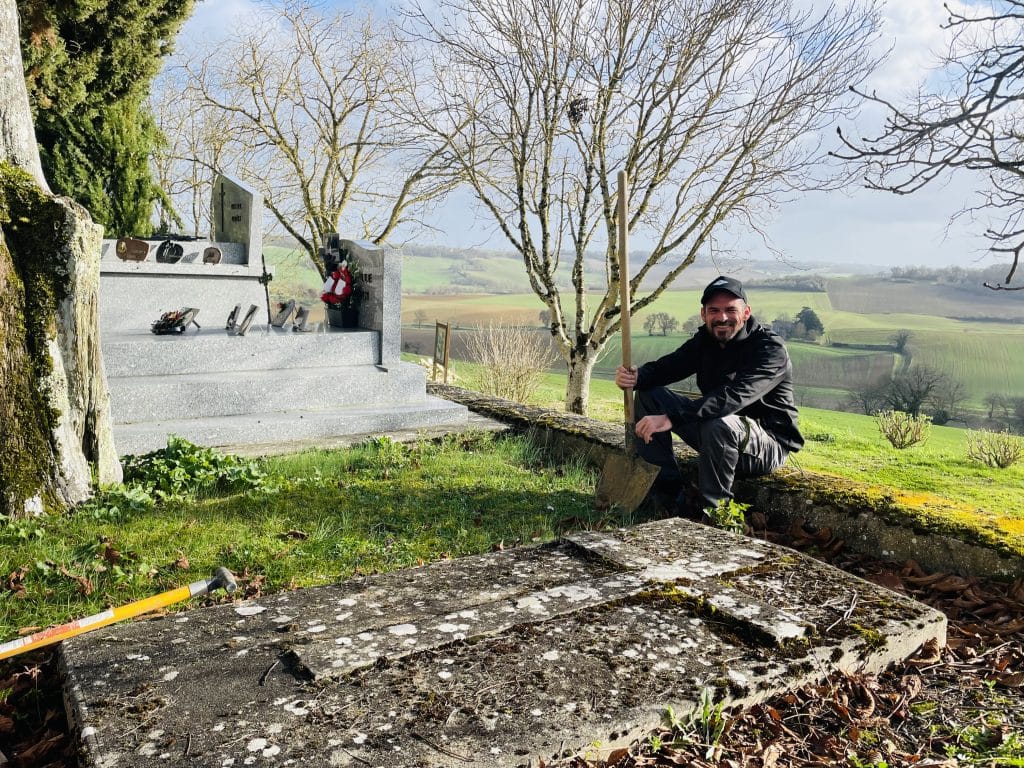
top-left (0, 434), bottom-right (608, 640)
top-left (444, 352), bottom-right (1022, 512)
top-left (432, 353), bottom-right (1022, 523)
top-left (795, 408), bottom-right (1024, 534)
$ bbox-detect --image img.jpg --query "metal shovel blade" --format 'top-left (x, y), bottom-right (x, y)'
top-left (595, 425), bottom-right (661, 514)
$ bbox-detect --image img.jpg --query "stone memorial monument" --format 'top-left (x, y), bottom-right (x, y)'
top-left (98, 178), bottom-right (467, 455)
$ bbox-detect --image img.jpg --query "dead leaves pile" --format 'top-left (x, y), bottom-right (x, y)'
top-left (0, 655), bottom-right (75, 768)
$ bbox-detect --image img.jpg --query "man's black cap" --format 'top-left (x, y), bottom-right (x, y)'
top-left (701, 275), bottom-right (747, 305)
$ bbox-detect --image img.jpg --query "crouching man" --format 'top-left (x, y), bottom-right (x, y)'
top-left (615, 276), bottom-right (804, 517)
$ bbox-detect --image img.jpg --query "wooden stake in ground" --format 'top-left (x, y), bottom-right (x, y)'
top-left (594, 171), bottom-right (660, 513)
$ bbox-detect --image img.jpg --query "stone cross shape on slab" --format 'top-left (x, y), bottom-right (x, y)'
top-left (62, 518), bottom-right (945, 767)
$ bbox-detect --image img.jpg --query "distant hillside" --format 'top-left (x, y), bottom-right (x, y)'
top-left (828, 271), bottom-right (1024, 321)
top-left (397, 243), bottom-right (878, 295)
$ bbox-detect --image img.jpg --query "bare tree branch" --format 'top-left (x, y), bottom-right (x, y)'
top-left (153, 2), bottom-right (463, 274)
top-left (834, 0), bottom-right (1024, 290)
top-left (404, 0), bottom-right (881, 413)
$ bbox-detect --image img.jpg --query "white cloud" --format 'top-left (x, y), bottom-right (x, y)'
top-left (867, 0), bottom-right (971, 95)
top-left (179, 0), bottom-right (266, 41)
top-left (163, 0), bottom-right (994, 270)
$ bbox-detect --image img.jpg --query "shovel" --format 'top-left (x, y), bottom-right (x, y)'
top-left (595, 171), bottom-right (661, 513)
top-left (0, 567), bottom-right (238, 661)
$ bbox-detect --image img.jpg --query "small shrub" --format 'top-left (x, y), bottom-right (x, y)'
top-left (705, 498), bottom-right (749, 533)
top-left (664, 687), bottom-right (728, 760)
top-left (967, 429), bottom-right (1024, 469)
top-left (803, 427), bottom-right (835, 443)
top-left (77, 484), bottom-right (155, 523)
top-left (0, 515), bottom-right (46, 542)
top-left (875, 410), bottom-right (931, 449)
top-left (349, 436), bottom-right (412, 478)
top-left (464, 320), bottom-right (558, 403)
top-left (121, 435), bottom-right (266, 497)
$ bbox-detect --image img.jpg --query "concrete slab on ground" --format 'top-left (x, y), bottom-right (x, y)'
top-left (218, 410), bottom-right (510, 457)
top-left (61, 519), bottom-right (946, 768)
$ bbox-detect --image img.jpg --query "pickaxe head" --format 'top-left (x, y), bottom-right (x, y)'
top-left (207, 567), bottom-right (238, 594)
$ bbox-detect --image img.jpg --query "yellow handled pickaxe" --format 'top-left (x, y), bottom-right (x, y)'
top-left (0, 567), bottom-right (237, 661)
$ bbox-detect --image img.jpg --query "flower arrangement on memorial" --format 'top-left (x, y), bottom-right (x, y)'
top-left (320, 256), bottom-right (362, 311)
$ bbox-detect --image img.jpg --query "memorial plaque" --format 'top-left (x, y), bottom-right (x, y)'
top-left (211, 174), bottom-right (262, 265)
top-left (433, 321), bottom-right (451, 383)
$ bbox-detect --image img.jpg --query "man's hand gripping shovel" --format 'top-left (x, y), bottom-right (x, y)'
top-left (0, 567), bottom-right (238, 661)
top-left (595, 171), bottom-right (661, 513)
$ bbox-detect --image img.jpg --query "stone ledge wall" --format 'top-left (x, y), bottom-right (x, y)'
top-left (429, 384), bottom-right (1023, 580)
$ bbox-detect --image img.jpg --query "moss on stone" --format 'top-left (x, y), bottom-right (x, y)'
top-left (768, 466), bottom-right (1023, 559)
top-left (849, 623), bottom-right (885, 650)
top-left (0, 162), bottom-right (68, 516)
top-left (433, 383), bottom-right (1024, 572)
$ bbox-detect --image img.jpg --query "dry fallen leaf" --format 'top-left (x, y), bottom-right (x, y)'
top-left (606, 746), bottom-right (630, 766)
top-left (58, 566), bottom-right (93, 596)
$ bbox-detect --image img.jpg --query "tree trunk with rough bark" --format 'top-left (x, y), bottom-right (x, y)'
top-left (1, 0), bottom-right (121, 517)
top-left (565, 352), bottom-right (596, 416)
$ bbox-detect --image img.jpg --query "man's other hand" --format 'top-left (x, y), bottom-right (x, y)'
top-left (615, 365), bottom-right (638, 389)
top-left (635, 415), bottom-right (672, 443)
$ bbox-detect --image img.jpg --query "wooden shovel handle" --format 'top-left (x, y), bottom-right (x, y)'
top-left (617, 171), bottom-right (635, 428)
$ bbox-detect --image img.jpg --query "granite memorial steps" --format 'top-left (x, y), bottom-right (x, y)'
top-left (99, 233), bottom-right (471, 455)
top-left (111, 397), bottom-right (468, 455)
top-left (102, 327), bottom-right (381, 377)
top-left (109, 362), bottom-right (431, 423)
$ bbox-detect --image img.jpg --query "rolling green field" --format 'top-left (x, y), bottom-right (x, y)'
top-left (263, 247), bottom-right (1023, 411)
top-left (435, 357), bottom-right (1024, 530)
top-left (404, 288), bottom-right (1022, 410)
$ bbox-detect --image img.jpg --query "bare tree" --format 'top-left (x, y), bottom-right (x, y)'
top-left (890, 329), bottom-right (912, 354)
top-left (682, 314), bottom-right (702, 335)
top-left (464, 321), bottom-right (559, 403)
top-left (405, 0), bottom-right (881, 413)
top-left (151, 70), bottom-right (232, 236)
top-left (983, 392), bottom-right (1012, 420)
top-left (836, 1), bottom-right (1024, 291)
top-left (885, 364), bottom-right (953, 418)
top-left (657, 313), bottom-right (679, 336)
top-left (771, 314), bottom-right (795, 340)
top-left (846, 375), bottom-right (890, 415)
top-left (161, 2), bottom-right (463, 275)
top-left (929, 376), bottom-right (969, 425)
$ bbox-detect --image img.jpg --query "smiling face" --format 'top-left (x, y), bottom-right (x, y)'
top-left (701, 292), bottom-right (751, 345)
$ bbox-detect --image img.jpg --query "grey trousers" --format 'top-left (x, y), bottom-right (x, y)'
top-left (634, 387), bottom-right (788, 509)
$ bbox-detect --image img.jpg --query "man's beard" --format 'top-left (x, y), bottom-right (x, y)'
top-left (711, 322), bottom-right (738, 340)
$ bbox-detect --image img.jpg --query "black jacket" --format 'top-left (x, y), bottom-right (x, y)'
top-left (635, 316), bottom-right (804, 452)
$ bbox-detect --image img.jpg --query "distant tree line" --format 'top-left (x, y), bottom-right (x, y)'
top-left (982, 394), bottom-right (1024, 433)
top-left (888, 265), bottom-right (1014, 289)
top-left (643, 312), bottom-right (678, 336)
top-left (746, 276), bottom-right (828, 292)
top-left (771, 306), bottom-right (825, 342)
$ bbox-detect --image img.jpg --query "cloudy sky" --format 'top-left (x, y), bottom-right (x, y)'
top-left (174, 0), bottom-right (990, 271)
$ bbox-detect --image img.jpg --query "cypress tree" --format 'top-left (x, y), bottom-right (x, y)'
top-left (16, 0), bottom-right (193, 235)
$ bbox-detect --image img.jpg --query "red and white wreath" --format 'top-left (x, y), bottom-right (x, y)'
top-left (321, 261), bottom-right (354, 306)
